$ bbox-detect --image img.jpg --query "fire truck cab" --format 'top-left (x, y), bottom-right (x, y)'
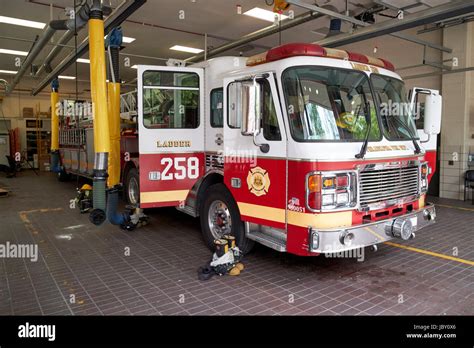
top-left (136, 43), bottom-right (441, 256)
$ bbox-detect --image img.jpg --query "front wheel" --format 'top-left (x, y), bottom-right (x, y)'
top-left (199, 183), bottom-right (254, 254)
top-left (124, 168), bottom-right (140, 206)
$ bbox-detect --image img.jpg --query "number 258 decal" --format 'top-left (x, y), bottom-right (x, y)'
top-left (149, 157), bottom-right (199, 181)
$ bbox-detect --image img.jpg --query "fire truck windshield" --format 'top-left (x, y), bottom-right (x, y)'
top-left (370, 74), bottom-right (419, 141)
top-left (282, 66), bottom-right (381, 142)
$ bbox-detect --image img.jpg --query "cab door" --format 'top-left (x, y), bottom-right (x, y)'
top-left (223, 73), bottom-right (288, 230)
top-left (137, 65), bottom-right (205, 208)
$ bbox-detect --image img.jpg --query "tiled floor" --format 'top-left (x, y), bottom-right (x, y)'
top-left (0, 171), bottom-right (472, 315)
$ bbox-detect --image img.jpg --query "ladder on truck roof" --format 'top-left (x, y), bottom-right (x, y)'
top-left (120, 90), bottom-right (138, 122)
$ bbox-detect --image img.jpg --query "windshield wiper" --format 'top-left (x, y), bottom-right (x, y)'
top-left (390, 115), bottom-right (421, 154)
top-left (355, 100), bottom-right (372, 159)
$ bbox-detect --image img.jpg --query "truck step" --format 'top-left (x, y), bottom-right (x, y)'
top-left (246, 231), bottom-right (286, 252)
top-left (176, 205), bottom-right (198, 218)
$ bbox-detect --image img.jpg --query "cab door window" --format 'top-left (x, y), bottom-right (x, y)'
top-left (260, 80), bottom-right (281, 141)
top-left (210, 88), bottom-right (223, 128)
top-left (227, 79), bottom-right (282, 141)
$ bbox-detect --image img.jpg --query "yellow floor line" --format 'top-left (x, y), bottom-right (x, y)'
top-left (365, 227), bottom-right (385, 241)
top-left (436, 204), bottom-right (474, 212)
top-left (19, 208), bottom-right (63, 235)
top-left (365, 226), bottom-right (474, 266)
top-left (384, 241), bottom-right (474, 266)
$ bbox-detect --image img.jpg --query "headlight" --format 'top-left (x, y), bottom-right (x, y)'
top-left (339, 230), bottom-right (355, 246)
top-left (322, 194), bottom-right (335, 206)
top-left (336, 192), bottom-right (349, 205)
top-left (307, 172), bottom-right (357, 211)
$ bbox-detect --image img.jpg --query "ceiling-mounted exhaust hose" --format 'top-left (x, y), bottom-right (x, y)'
top-left (90, 153), bottom-right (108, 226)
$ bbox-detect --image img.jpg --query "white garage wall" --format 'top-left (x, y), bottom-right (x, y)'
top-left (339, 27), bottom-right (443, 92)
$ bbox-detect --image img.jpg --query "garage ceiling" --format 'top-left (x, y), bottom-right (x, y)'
top-left (0, 0), bottom-right (469, 97)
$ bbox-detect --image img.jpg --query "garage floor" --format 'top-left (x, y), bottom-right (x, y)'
top-left (0, 171), bottom-right (473, 316)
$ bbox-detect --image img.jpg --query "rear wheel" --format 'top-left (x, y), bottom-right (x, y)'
top-left (124, 168), bottom-right (140, 206)
top-left (200, 183), bottom-right (254, 254)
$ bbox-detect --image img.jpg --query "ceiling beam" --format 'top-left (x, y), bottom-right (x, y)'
top-left (403, 66), bottom-right (474, 80)
top-left (185, 10), bottom-right (326, 63)
top-left (306, 0), bottom-right (474, 49)
top-left (31, 0), bottom-right (146, 96)
top-left (287, 0), bottom-right (454, 53)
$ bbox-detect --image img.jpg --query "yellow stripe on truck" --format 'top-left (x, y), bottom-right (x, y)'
top-left (238, 202), bottom-right (285, 223)
top-left (140, 190), bottom-right (189, 204)
top-left (288, 210), bottom-right (352, 229)
top-left (237, 202), bottom-right (353, 229)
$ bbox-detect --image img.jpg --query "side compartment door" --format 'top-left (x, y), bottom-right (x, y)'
top-left (223, 73), bottom-right (288, 230)
top-left (138, 66), bottom-right (205, 208)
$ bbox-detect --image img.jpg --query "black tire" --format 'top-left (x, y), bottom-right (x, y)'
top-left (199, 183), bottom-right (254, 254)
top-left (57, 168), bottom-right (70, 182)
top-left (124, 167), bottom-right (140, 206)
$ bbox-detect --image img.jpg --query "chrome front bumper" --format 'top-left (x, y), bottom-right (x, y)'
top-left (309, 203), bottom-right (436, 253)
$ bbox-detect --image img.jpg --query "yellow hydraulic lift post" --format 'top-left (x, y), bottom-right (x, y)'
top-left (50, 78), bottom-right (60, 173)
top-left (105, 27), bottom-right (133, 228)
top-left (106, 28), bottom-right (123, 188)
top-left (107, 82), bottom-right (120, 187)
top-left (89, 1), bottom-right (111, 225)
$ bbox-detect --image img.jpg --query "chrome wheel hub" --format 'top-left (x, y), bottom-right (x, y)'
top-left (128, 177), bottom-right (139, 205)
top-left (208, 200), bottom-right (232, 239)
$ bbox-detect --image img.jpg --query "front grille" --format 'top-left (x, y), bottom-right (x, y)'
top-left (359, 165), bottom-right (419, 206)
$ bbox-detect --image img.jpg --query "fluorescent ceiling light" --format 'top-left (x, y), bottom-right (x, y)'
top-left (0, 48), bottom-right (28, 56)
top-left (77, 58), bottom-right (90, 64)
top-left (104, 35), bottom-right (135, 43)
top-left (58, 75), bottom-right (76, 80)
top-left (243, 7), bottom-right (288, 22)
top-left (170, 45), bottom-right (204, 54)
top-left (0, 16), bottom-right (45, 29)
top-left (122, 36), bottom-right (136, 43)
top-left (0, 69), bottom-right (17, 75)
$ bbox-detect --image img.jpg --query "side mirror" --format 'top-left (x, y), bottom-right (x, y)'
top-left (241, 80), bottom-right (261, 136)
top-left (424, 93), bottom-right (442, 135)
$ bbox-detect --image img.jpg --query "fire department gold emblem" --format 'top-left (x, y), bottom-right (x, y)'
top-left (247, 167), bottom-right (270, 197)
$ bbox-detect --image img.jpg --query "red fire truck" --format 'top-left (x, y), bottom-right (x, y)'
top-left (61, 42), bottom-right (442, 256)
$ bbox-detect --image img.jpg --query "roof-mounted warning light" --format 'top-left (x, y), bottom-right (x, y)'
top-left (246, 43), bottom-right (395, 72)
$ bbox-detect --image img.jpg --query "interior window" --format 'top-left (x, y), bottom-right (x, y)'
top-left (210, 88), bottom-right (223, 128)
top-left (142, 71), bottom-right (200, 129)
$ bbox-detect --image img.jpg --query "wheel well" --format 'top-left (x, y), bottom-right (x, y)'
top-left (122, 161), bottom-right (137, 182)
top-left (196, 172), bottom-right (224, 215)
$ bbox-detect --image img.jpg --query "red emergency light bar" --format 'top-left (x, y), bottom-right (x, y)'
top-left (246, 42), bottom-right (395, 72)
